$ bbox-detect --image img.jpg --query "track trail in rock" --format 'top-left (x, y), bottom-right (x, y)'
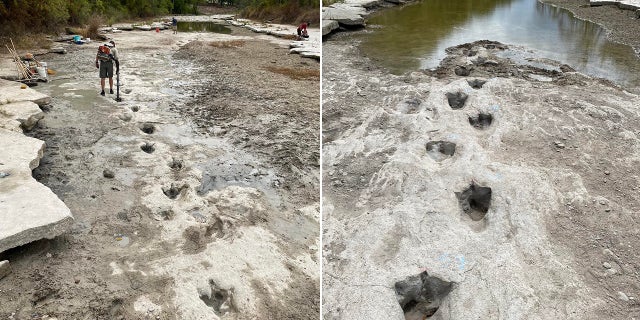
top-left (323, 35), bottom-right (640, 320)
top-left (0, 21), bottom-right (319, 319)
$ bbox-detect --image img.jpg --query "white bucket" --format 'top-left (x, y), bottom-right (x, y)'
top-left (36, 66), bottom-right (47, 78)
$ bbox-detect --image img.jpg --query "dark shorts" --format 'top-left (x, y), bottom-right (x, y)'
top-left (99, 60), bottom-right (113, 78)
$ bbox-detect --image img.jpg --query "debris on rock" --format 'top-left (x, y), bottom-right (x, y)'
top-left (103, 169), bottom-right (115, 179)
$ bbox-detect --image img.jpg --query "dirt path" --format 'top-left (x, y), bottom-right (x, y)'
top-left (0, 22), bottom-right (319, 320)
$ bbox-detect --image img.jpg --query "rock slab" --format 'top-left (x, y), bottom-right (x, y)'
top-left (322, 20), bottom-right (340, 36)
top-left (0, 260), bottom-right (10, 279)
top-left (0, 80), bottom-right (73, 253)
top-left (0, 129), bottom-right (74, 253)
top-left (322, 6), bottom-right (366, 27)
top-left (0, 101), bottom-right (45, 132)
top-left (590, 0), bottom-right (640, 9)
top-left (0, 79), bottom-right (51, 106)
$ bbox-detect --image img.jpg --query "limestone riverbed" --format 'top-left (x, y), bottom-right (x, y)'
top-left (322, 34), bottom-right (640, 320)
top-left (0, 17), bottom-right (319, 319)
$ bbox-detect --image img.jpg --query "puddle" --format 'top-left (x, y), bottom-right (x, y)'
top-left (35, 70), bottom-right (120, 109)
top-left (359, 0), bottom-right (640, 89)
top-left (178, 21), bottom-right (232, 34)
top-left (197, 154), bottom-right (282, 208)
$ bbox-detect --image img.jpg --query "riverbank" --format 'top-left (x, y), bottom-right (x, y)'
top-left (0, 17), bottom-right (319, 319)
top-left (541, 0), bottom-right (640, 55)
top-left (323, 0), bottom-right (640, 60)
top-left (323, 30), bottom-right (640, 320)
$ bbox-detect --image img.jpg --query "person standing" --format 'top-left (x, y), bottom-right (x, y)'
top-left (95, 40), bottom-right (119, 96)
top-left (172, 17), bottom-right (178, 34)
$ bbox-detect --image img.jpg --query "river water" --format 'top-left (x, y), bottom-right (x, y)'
top-left (359, 0), bottom-right (640, 89)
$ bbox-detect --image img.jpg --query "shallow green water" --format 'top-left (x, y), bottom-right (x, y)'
top-left (360, 0), bottom-right (640, 88)
top-left (177, 21), bottom-right (232, 33)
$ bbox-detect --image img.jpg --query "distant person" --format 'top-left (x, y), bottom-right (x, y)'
top-left (172, 17), bottom-right (178, 34)
top-left (297, 21), bottom-right (309, 39)
top-left (95, 41), bottom-right (119, 96)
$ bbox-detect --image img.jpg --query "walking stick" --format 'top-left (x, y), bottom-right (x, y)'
top-left (115, 59), bottom-right (122, 102)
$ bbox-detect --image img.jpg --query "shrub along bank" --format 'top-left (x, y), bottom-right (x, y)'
top-left (0, 0), bottom-right (200, 35)
top-left (207, 0), bottom-right (319, 24)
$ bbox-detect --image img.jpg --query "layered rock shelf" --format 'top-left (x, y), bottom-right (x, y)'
top-left (322, 0), bottom-right (404, 36)
top-left (228, 19), bottom-right (321, 60)
top-left (0, 79), bottom-right (73, 253)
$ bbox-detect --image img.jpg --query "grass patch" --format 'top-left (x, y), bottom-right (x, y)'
top-left (1, 34), bottom-right (52, 50)
top-left (264, 66), bottom-right (319, 80)
top-left (209, 40), bottom-right (246, 48)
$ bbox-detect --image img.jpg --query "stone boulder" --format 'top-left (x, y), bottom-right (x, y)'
top-left (0, 101), bottom-right (44, 131)
top-left (322, 20), bottom-right (340, 36)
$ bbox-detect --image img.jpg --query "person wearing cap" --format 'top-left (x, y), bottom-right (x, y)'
top-left (95, 40), bottom-right (119, 96)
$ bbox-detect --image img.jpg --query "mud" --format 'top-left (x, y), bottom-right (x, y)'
top-left (0, 19), bottom-right (318, 319)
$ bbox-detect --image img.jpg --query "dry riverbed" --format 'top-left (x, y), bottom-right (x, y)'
top-left (0, 22), bottom-right (319, 319)
top-left (322, 30), bottom-right (640, 319)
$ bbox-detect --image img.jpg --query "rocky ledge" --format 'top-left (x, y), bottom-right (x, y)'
top-left (0, 79), bottom-right (73, 253)
top-left (228, 19), bottom-right (321, 60)
top-left (590, 0), bottom-right (640, 10)
top-left (322, 0), bottom-right (408, 37)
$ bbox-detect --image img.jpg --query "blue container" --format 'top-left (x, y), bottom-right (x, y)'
top-left (73, 35), bottom-right (81, 42)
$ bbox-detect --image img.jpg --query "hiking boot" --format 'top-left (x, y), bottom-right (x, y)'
top-left (110, 89), bottom-right (114, 94)
top-left (100, 90), bottom-right (105, 96)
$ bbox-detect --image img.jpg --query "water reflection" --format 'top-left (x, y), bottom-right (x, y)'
top-left (360, 0), bottom-right (640, 89)
top-left (177, 21), bottom-right (232, 34)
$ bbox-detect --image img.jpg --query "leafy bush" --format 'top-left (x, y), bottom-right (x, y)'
top-left (239, 0), bottom-right (319, 24)
top-left (0, 0), bottom-right (201, 36)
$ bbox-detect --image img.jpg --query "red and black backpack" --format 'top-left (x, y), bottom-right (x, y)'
top-left (97, 45), bottom-right (111, 61)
